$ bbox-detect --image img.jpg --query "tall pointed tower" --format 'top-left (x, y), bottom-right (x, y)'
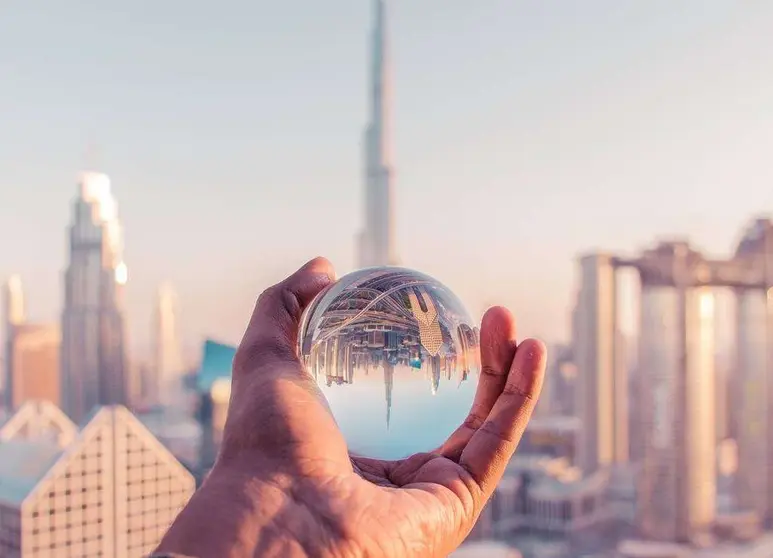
top-left (61, 172), bottom-right (128, 423)
top-left (358, 0), bottom-right (398, 268)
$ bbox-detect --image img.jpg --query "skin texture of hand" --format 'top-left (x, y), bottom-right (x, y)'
top-left (155, 257), bottom-right (546, 558)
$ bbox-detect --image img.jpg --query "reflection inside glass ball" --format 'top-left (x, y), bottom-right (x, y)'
top-left (298, 267), bottom-right (481, 460)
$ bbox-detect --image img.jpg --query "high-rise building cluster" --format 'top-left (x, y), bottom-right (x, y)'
top-left (6, 1), bottom-right (772, 556)
top-left (572, 218), bottom-right (773, 554)
top-left (0, 173), bottom-right (194, 558)
top-left (2, 172), bottom-right (186, 422)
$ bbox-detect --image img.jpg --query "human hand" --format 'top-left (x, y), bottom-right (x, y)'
top-left (155, 257), bottom-right (546, 558)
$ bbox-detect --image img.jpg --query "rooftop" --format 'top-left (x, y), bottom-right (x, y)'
top-left (0, 439), bottom-right (62, 506)
top-left (503, 454), bottom-right (610, 501)
top-left (529, 467), bottom-right (609, 500)
top-left (526, 415), bottom-right (581, 434)
top-left (0, 403), bottom-right (196, 509)
top-left (138, 409), bottom-right (202, 440)
top-left (506, 454), bottom-right (570, 474)
top-left (0, 400), bottom-right (77, 446)
top-left (697, 534), bottom-right (773, 557)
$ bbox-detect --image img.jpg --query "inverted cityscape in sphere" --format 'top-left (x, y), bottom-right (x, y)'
top-left (298, 267), bottom-right (481, 460)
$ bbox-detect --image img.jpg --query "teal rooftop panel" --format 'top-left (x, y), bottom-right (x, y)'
top-left (197, 339), bottom-right (237, 392)
top-left (0, 440), bottom-right (62, 506)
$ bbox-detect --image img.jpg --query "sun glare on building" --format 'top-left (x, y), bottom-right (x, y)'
top-left (115, 261), bottom-right (128, 285)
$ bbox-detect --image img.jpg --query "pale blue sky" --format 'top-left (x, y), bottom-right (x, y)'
top-left (1, 1), bottom-right (772, 361)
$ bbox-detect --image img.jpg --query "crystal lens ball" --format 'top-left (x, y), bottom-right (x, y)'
top-left (298, 266), bottom-right (481, 460)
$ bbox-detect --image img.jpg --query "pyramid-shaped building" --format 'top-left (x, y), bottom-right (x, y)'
top-left (0, 403), bottom-right (195, 558)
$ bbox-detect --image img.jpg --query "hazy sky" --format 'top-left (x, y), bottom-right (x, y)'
top-left (1, 1), bottom-right (772, 361)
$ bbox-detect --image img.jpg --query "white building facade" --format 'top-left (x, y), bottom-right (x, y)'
top-left (152, 282), bottom-right (184, 407)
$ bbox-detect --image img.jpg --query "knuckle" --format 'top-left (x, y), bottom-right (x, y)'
top-left (480, 365), bottom-right (503, 379)
top-left (479, 420), bottom-right (518, 445)
top-left (233, 336), bottom-right (296, 376)
top-left (463, 407), bottom-right (487, 430)
top-left (256, 285), bottom-right (278, 308)
top-left (279, 285), bottom-right (303, 323)
top-left (257, 284), bottom-right (302, 324)
top-left (502, 381), bottom-right (533, 400)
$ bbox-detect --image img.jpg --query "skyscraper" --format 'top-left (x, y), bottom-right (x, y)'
top-left (3, 276), bottom-right (61, 411)
top-left (634, 243), bottom-right (716, 545)
top-left (357, 0), bottom-right (398, 268)
top-left (573, 254), bottom-right (628, 474)
top-left (153, 282), bottom-right (184, 407)
top-left (733, 218), bottom-right (773, 522)
top-left (5, 324), bottom-right (61, 410)
top-left (3, 275), bottom-right (26, 409)
top-left (61, 172), bottom-right (128, 424)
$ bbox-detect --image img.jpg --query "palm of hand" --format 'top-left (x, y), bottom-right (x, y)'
top-left (223, 366), bottom-right (476, 557)
top-left (348, 453), bottom-right (479, 556)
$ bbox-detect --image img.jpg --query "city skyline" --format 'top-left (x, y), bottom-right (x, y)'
top-left (2, 3), bottom-right (773, 555)
top-left (1, 1), bottom-right (773, 357)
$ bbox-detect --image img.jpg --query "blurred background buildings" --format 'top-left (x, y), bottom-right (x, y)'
top-left (2, 1), bottom-right (773, 557)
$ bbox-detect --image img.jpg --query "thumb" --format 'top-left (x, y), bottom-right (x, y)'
top-left (235, 257), bottom-right (336, 377)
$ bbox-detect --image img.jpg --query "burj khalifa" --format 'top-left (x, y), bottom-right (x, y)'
top-left (357, 0), bottom-right (398, 268)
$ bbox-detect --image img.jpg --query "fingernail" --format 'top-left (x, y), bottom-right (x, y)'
top-left (510, 340), bottom-right (546, 397)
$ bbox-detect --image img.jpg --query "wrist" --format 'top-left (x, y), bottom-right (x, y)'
top-left (155, 462), bottom-right (307, 558)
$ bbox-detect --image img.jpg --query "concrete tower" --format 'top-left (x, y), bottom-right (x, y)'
top-left (734, 218), bottom-right (773, 522)
top-left (574, 254), bottom-right (629, 474)
top-left (3, 275), bottom-right (25, 409)
top-left (635, 243), bottom-right (716, 545)
top-left (153, 282), bottom-right (184, 406)
top-left (358, 0), bottom-right (398, 268)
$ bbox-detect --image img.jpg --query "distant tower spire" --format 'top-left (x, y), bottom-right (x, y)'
top-left (358, 0), bottom-right (397, 268)
top-left (372, 0), bottom-right (392, 168)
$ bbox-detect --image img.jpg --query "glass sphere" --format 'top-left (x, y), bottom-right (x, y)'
top-left (299, 266), bottom-right (481, 460)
